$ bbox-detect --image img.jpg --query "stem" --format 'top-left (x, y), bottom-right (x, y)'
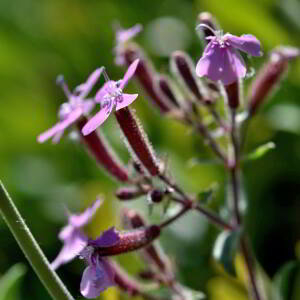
top-left (158, 174), bottom-right (233, 230)
top-left (0, 181), bottom-right (74, 300)
top-left (229, 109), bottom-right (262, 300)
top-left (159, 206), bottom-right (190, 229)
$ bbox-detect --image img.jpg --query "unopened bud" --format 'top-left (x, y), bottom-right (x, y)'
top-left (248, 52), bottom-right (289, 116)
top-left (122, 208), bottom-right (146, 228)
top-left (171, 51), bottom-right (206, 102)
top-left (116, 186), bottom-right (147, 200)
top-left (196, 12), bottom-right (220, 42)
top-left (95, 226), bottom-right (160, 256)
top-left (123, 44), bottom-right (172, 113)
top-left (148, 189), bottom-right (164, 203)
top-left (225, 81), bottom-right (240, 109)
top-left (155, 75), bottom-right (181, 108)
top-left (115, 107), bottom-right (160, 176)
top-left (77, 117), bottom-right (129, 182)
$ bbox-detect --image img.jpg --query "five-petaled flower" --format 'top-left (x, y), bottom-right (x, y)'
top-left (51, 199), bottom-right (102, 270)
top-left (80, 228), bottom-right (120, 298)
top-left (82, 59), bottom-right (140, 136)
top-left (37, 68), bottom-right (103, 143)
top-left (196, 25), bottom-right (261, 85)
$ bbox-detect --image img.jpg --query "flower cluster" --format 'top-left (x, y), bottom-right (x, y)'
top-left (37, 14), bottom-right (300, 300)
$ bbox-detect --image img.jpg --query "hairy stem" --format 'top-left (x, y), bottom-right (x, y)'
top-left (0, 181), bottom-right (74, 300)
top-left (229, 109), bottom-right (262, 300)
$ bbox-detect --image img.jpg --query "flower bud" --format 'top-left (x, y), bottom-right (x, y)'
top-left (123, 44), bottom-right (172, 113)
top-left (77, 117), bottom-right (129, 182)
top-left (248, 51), bottom-right (292, 116)
top-left (225, 81), bottom-right (240, 109)
top-left (196, 12), bottom-right (220, 42)
top-left (115, 107), bottom-right (160, 176)
top-left (155, 75), bottom-right (181, 108)
top-left (95, 226), bottom-right (160, 256)
top-left (170, 51), bottom-right (206, 102)
top-left (122, 208), bottom-right (146, 228)
top-left (148, 189), bottom-right (164, 204)
top-left (116, 186), bottom-right (148, 201)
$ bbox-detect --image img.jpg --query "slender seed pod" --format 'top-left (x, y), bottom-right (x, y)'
top-left (94, 226), bottom-right (160, 256)
top-left (115, 107), bottom-right (160, 176)
top-left (170, 51), bottom-right (208, 102)
top-left (77, 117), bottom-right (129, 182)
top-left (116, 186), bottom-right (148, 201)
top-left (122, 209), bottom-right (171, 273)
top-left (248, 51), bottom-right (290, 116)
top-left (225, 81), bottom-right (240, 109)
top-left (123, 43), bottom-right (172, 113)
top-left (155, 75), bottom-right (181, 108)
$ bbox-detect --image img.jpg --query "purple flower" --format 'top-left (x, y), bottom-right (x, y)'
top-left (196, 25), bottom-right (261, 85)
top-left (80, 228), bottom-right (120, 298)
top-left (114, 24), bottom-right (143, 66)
top-left (37, 68), bottom-right (104, 143)
top-left (51, 199), bottom-right (102, 270)
top-left (82, 59), bottom-right (140, 136)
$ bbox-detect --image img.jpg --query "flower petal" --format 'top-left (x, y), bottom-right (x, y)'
top-left (120, 59), bottom-right (140, 89)
top-left (225, 34), bottom-right (261, 57)
top-left (37, 123), bottom-right (63, 143)
top-left (196, 42), bottom-right (226, 81)
top-left (82, 107), bottom-right (112, 136)
top-left (80, 260), bottom-right (115, 298)
top-left (52, 130), bottom-right (64, 144)
top-left (51, 230), bottom-right (87, 270)
top-left (95, 81), bottom-right (114, 103)
top-left (116, 24), bottom-right (143, 44)
top-left (220, 48), bottom-right (246, 85)
top-left (89, 227), bottom-right (120, 248)
top-left (75, 67), bottom-right (104, 99)
top-left (69, 199), bottom-right (102, 228)
top-left (115, 93), bottom-right (138, 111)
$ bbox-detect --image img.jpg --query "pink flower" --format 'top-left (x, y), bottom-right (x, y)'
top-left (82, 59), bottom-right (140, 136)
top-left (51, 199), bottom-right (102, 270)
top-left (196, 25), bottom-right (261, 85)
top-left (114, 24), bottom-right (143, 66)
top-left (37, 68), bottom-right (103, 143)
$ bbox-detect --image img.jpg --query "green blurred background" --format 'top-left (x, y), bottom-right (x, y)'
top-left (1, 0), bottom-right (300, 299)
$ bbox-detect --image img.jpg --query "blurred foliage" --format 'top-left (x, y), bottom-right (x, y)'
top-left (1, 0), bottom-right (300, 299)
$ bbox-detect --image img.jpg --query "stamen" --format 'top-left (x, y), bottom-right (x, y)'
top-left (103, 68), bottom-right (111, 82)
top-left (195, 23), bottom-right (217, 37)
top-left (56, 74), bottom-right (72, 98)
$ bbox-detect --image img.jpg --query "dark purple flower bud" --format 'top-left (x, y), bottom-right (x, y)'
top-left (225, 81), bottom-right (240, 109)
top-left (171, 51), bottom-right (206, 102)
top-left (115, 107), bottom-right (160, 176)
top-left (92, 226), bottom-right (160, 256)
top-left (138, 270), bottom-right (156, 280)
top-left (116, 186), bottom-right (148, 201)
top-left (196, 12), bottom-right (220, 42)
top-left (149, 189), bottom-right (164, 203)
top-left (123, 44), bottom-right (172, 113)
top-left (121, 208), bottom-right (146, 228)
top-left (248, 49), bottom-right (298, 116)
top-left (77, 117), bottom-right (129, 182)
top-left (155, 75), bottom-right (181, 108)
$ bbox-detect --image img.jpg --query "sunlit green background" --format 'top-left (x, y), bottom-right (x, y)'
top-left (1, 0), bottom-right (300, 299)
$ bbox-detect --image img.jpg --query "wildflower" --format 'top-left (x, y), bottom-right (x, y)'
top-left (196, 25), bottom-right (261, 85)
top-left (80, 228), bottom-right (120, 298)
top-left (114, 24), bottom-right (143, 66)
top-left (51, 199), bottom-right (102, 270)
top-left (37, 68), bottom-right (103, 143)
top-left (80, 225), bottom-right (160, 298)
top-left (82, 59), bottom-right (140, 136)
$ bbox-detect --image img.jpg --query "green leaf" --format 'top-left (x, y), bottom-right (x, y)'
top-left (213, 229), bottom-right (242, 276)
top-left (273, 260), bottom-right (300, 300)
top-left (0, 263), bottom-right (27, 300)
top-left (197, 183), bottom-right (219, 205)
top-left (245, 142), bottom-right (276, 161)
